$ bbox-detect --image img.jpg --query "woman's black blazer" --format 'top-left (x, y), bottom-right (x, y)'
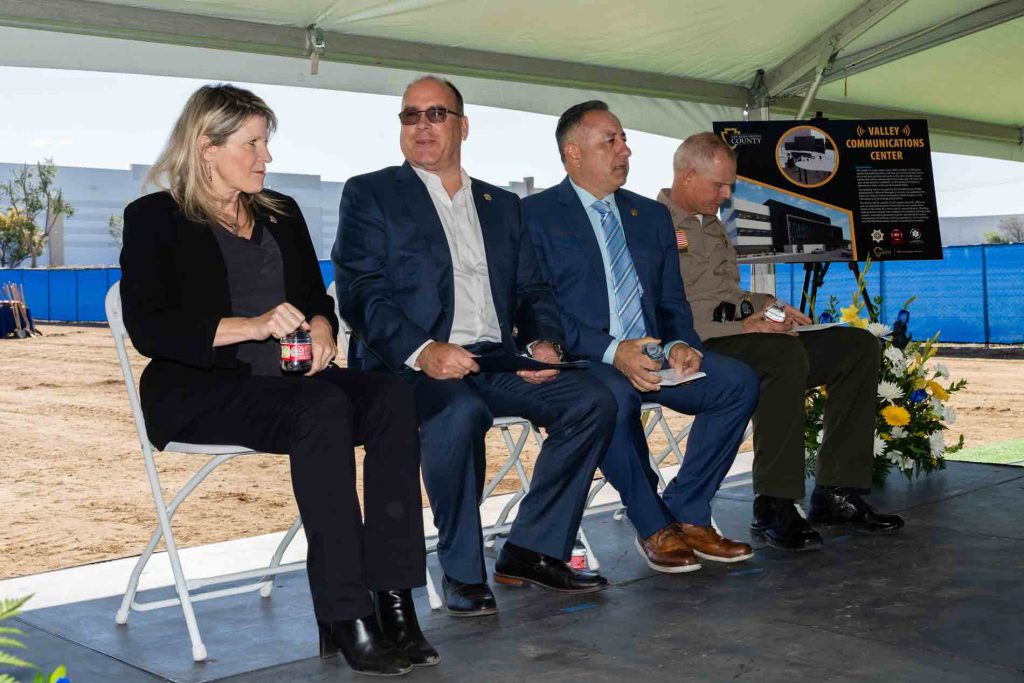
top-left (119, 190), bottom-right (339, 448)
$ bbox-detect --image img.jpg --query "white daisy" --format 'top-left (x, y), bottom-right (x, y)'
top-left (877, 380), bottom-right (903, 402)
top-left (816, 428), bottom-right (824, 444)
top-left (887, 449), bottom-right (904, 465)
top-left (891, 426), bottom-right (908, 439)
top-left (931, 398), bottom-right (943, 419)
top-left (873, 434), bottom-right (887, 457)
top-left (942, 406), bottom-right (957, 424)
top-left (929, 432), bottom-right (945, 458)
top-left (934, 363), bottom-right (949, 378)
top-left (867, 322), bottom-right (891, 337)
top-left (884, 346), bottom-right (905, 370)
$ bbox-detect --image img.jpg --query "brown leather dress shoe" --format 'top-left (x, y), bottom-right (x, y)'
top-left (678, 523), bottom-right (754, 563)
top-left (635, 524), bottom-right (701, 573)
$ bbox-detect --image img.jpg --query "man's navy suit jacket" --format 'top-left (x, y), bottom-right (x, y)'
top-left (522, 176), bottom-right (704, 361)
top-left (333, 161), bottom-right (565, 373)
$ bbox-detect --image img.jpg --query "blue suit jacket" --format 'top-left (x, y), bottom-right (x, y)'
top-left (333, 162), bottom-right (565, 372)
top-left (522, 176), bottom-right (704, 361)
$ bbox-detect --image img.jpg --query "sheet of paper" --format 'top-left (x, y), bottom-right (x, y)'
top-left (656, 369), bottom-right (706, 387)
top-left (791, 322), bottom-right (845, 333)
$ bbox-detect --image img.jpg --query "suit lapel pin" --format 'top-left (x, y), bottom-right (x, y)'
top-left (630, 208), bottom-right (639, 217)
top-left (269, 214), bottom-right (278, 224)
top-left (483, 193), bottom-right (492, 201)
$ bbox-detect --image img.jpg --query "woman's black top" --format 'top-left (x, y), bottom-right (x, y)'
top-left (211, 220), bottom-right (286, 376)
top-left (119, 190), bottom-right (338, 448)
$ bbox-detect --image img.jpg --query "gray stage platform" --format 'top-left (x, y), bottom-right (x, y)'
top-left (7, 461), bottom-right (1024, 682)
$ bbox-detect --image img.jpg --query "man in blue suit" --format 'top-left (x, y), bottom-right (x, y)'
top-left (523, 101), bottom-right (759, 573)
top-left (334, 77), bottom-right (615, 617)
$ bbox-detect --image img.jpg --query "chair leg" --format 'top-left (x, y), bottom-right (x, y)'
top-left (260, 516), bottom-right (303, 598)
top-left (577, 528), bottom-right (600, 571)
top-left (115, 523), bottom-right (165, 624)
top-left (424, 565), bottom-right (443, 610)
top-left (140, 446), bottom-right (208, 662)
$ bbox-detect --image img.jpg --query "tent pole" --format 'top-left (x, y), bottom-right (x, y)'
top-left (796, 67), bottom-right (825, 120)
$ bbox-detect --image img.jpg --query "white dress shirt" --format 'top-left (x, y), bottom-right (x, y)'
top-left (405, 165), bottom-right (502, 369)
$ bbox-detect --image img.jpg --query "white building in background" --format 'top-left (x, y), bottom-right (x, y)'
top-left (0, 162), bottom-right (344, 266)
top-left (937, 214), bottom-right (1022, 246)
top-left (6, 160), bottom-right (1010, 267)
top-left (0, 162), bottom-right (542, 267)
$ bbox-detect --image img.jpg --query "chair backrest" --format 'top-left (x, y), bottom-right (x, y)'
top-left (105, 281), bottom-right (155, 451)
top-left (325, 281), bottom-right (352, 360)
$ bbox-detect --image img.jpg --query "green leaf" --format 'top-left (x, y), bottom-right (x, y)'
top-left (48, 665), bottom-right (67, 683)
top-left (0, 673), bottom-right (20, 683)
top-left (0, 626), bottom-right (25, 636)
top-left (0, 636), bottom-right (26, 648)
top-left (0, 595), bottom-right (33, 621)
top-left (0, 650), bottom-right (37, 669)
top-left (34, 674), bottom-right (45, 683)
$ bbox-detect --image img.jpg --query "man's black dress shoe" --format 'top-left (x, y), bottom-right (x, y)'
top-left (493, 542), bottom-right (608, 593)
top-left (318, 614), bottom-right (412, 676)
top-left (750, 494), bottom-right (824, 551)
top-left (808, 485), bottom-right (905, 532)
top-left (441, 575), bottom-right (498, 617)
top-left (374, 589), bottom-right (440, 667)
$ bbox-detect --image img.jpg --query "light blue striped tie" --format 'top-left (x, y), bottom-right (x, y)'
top-left (593, 200), bottom-right (646, 340)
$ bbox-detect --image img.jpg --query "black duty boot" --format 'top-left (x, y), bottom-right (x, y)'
top-left (808, 485), bottom-right (905, 532)
top-left (750, 494), bottom-right (824, 551)
top-left (375, 589), bottom-right (440, 667)
top-left (317, 614), bottom-right (412, 677)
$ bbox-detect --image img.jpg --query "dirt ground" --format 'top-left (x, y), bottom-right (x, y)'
top-left (1, 325), bottom-right (1020, 580)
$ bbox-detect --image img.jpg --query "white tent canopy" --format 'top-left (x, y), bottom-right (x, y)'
top-left (1, 0), bottom-right (1022, 160)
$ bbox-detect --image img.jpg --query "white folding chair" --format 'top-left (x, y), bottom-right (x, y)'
top-left (106, 282), bottom-right (305, 662)
top-left (583, 403), bottom-right (692, 520)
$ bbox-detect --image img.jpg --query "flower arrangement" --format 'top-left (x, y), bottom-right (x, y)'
top-left (0, 595), bottom-right (70, 683)
top-left (804, 262), bottom-right (967, 485)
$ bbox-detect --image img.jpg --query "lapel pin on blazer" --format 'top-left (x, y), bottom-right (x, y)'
top-left (269, 214), bottom-right (278, 223)
top-left (483, 193), bottom-right (492, 201)
top-left (630, 208), bottom-right (639, 217)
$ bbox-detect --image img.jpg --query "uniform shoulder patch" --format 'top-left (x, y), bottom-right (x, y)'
top-left (675, 228), bottom-right (689, 252)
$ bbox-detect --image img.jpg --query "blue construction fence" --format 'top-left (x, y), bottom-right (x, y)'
top-left (2, 245), bottom-right (1022, 344)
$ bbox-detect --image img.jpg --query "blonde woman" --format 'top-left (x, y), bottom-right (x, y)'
top-left (119, 84), bottom-right (437, 675)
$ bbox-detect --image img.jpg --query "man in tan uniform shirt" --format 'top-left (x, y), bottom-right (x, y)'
top-left (657, 132), bottom-right (904, 552)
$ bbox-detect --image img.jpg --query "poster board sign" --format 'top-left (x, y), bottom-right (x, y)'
top-left (713, 119), bottom-right (941, 263)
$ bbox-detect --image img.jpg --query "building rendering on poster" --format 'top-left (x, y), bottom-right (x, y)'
top-left (713, 119), bottom-right (942, 263)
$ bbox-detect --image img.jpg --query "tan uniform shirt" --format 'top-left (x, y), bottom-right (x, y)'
top-left (657, 189), bottom-right (771, 341)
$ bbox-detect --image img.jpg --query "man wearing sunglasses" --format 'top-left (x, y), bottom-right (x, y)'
top-left (334, 76), bottom-right (615, 618)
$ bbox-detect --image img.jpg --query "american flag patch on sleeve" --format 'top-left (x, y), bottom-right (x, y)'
top-left (675, 229), bottom-right (689, 252)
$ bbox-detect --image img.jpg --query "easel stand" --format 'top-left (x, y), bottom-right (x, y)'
top-left (798, 261), bottom-right (875, 321)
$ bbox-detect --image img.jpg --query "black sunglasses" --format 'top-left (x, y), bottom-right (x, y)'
top-left (398, 106), bottom-right (464, 126)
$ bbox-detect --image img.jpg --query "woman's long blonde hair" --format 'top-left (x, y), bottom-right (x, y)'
top-left (145, 84), bottom-right (284, 225)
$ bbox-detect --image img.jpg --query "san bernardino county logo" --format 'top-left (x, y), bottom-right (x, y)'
top-left (720, 127), bottom-right (762, 149)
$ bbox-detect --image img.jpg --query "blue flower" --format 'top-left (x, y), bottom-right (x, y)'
top-left (819, 312), bottom-right (833, 324)
top-left (910, 389), bottom-right (928, 403)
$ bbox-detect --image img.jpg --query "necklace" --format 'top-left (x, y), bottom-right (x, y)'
top-left (221, 201), bottom-right (243, 235)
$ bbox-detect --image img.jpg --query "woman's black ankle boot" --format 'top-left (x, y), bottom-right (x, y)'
top-left (375, 589), bottom-right (441, 666)
top-left (317, 614), bottom-right (413, 676)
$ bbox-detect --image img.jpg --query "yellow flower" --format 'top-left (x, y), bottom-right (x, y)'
top-left (882, 405), bottom-right (910, 427)
top-left (839, 305), bottom-right (863, 325)
top-left (926, 381), bottom-right (950, 401)
top-left (819, 386), bottom-right (828, 398)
